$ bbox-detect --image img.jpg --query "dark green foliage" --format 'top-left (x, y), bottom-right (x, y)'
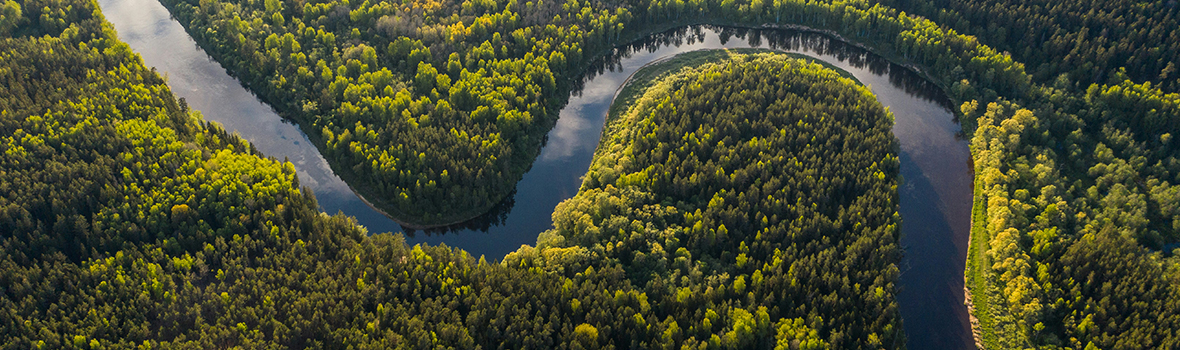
top-left (1053, 229), bottom-right (1179, 349)
top-left (0, 0), bottom-right (19, 35)
top-left (888, 0), bottom-right (1180, 93)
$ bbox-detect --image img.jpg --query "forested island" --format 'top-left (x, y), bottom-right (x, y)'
top-left (3, 0), bottom-right (1180, 347)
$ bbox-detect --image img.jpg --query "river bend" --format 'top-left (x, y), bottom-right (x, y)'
top-left (97, 2), bottom-right (975, 348)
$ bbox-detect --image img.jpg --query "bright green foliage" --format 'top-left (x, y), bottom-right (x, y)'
top-left (532, 52), bottom-right (901, 348)
top-left (775, 318), bottom-right (829, 350)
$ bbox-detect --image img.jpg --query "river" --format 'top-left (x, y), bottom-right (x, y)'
top-left (97, 2), bottom-right (975, 348)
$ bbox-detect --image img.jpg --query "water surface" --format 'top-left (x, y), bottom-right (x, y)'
top-left (97, 4), bottom-right (974, 348)
top-left (95, 0), bottom-right (408, 236)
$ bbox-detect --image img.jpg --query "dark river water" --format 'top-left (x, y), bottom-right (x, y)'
top-left (98, 1), bottom-right (975, 348)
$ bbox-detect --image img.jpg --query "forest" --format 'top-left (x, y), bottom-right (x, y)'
top-left (2, 0), bottom-right (1180, 347)
top-left (0, 1), bottom-right (900, 347)
top-left (882, 0), bottom-right (1180, 93)
top-left (163, 0), bottom-right (1180, 346)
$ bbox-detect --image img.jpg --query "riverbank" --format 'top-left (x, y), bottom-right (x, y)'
top-left (966, 174), bottom-right (992, 348)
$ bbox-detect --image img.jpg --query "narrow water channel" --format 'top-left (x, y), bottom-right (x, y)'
top-left (98, 2), bottom-right (974, 348)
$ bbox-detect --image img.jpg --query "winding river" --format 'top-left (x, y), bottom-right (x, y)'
top-left (97, 1), bottom-right (975, 348)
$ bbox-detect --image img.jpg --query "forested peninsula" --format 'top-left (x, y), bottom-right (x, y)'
top-left (530, 50), bottom-right (904, 348)
top-left (0, 2), bottom-right (902, 347)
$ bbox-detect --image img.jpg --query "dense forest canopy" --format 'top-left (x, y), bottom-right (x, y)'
top-left (0, 2), bottom-right (903, 347)
top-left (882, 0), bottom-right (1180, 93)
top-left (3, 0), bottom-right (1180, 347)
top-left (163, 0), bottom-right (1180, 348)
